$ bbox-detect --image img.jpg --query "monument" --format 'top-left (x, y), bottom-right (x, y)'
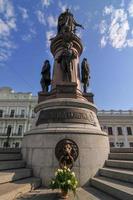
top-left (22, 9), bottom-right (109, 186)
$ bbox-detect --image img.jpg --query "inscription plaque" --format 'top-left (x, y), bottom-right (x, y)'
top-left (36, 108), bottom-right (96, 126)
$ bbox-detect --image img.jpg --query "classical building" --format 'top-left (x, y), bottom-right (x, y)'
top-left (0, 87), bottom-right (37, 148)
top-left (0, 87), bottom-right (133, 148)
top-left (98, 110), bottom-right (133, 148)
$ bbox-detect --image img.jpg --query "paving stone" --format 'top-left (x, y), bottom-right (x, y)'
top-left (15, 187), bottom-right (118, 200)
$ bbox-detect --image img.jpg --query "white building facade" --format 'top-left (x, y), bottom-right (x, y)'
top-left (0, 87), bottom-right (37, 148)
top-left (0, 87), bottom-right (133, 148)
top-left (98, 110), bottom-right (133, 148)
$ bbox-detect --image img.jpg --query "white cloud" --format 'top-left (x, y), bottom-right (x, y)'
top-left (0, 0), bottom-right (16, 63)
top-left (58, 1), bottom-right (67, 12)
top-left (46, 30), bottom-right (55, 47)
top-left (0, 0), bottom-right (14, 19)
top-left (103, 5), bottom-right (113, 15)
top-left (36, 10), bottom-right (46, 25)
top-left (22, 28), bottom-right (36, 42)
top-left (22, 34), bottom-right (32, 42)
top-left (19, 7), bottom-right (29, 20)
top-left (0, 19), bottom-right (10, 36)
top-left (73, 5), bottom-right (80, 11)
top-left (100, 3), bottom-right (133, 49)
top-left (99, 20), bottom-right (107, 34)
top-left (128, 0), bottom-right (133, 17)
top-left (127, 39), bottom-right (133, 46)
top-left (101, 36), bottom-right (107, 47)
top-left (47, 15), bottom-right (57, 28)
top-left (76, 29), bottom-right (82, 38)
top-left (41, 0), bottom-right (51, 8)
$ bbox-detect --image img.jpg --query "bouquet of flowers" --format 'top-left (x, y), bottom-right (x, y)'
top-left (50, 166), bottom-right (78, 198)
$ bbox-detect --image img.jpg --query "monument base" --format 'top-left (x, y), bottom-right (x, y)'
top-left (22, 132), bottom-right (109, 186)
top-left (22, 98), bottom-right (109, 186)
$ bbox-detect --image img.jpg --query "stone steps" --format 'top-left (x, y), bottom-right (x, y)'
top-left (0, 153), bottom-right (22, 161)
top-left (91, 176), bottom-right (133, 200)
top-left (99, 167), bottom-right (133, 183)
top-left (0, 160), bottom-right (26, 170)
top-left (109, 153), bottom-right (133, 160)
top-left (0, 149), bottom-right (41, 200)
top-left (0, 168), bottom-right (32, 184)
top-left (105, 159), bottom-right (133, 169)
top-left (110, 148), bottom-right (133, 153)
top-left (90, 149), bottom-right (133, 200)
top-left (0, 177), bottom-right (41, 200)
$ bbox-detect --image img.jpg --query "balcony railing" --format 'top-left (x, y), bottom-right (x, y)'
top-left (12, 133), bottom-right (23, 137)
top-left (0, 133), bottom-right (23, 137)
top-left (0, 115), bottom-right (27, 118)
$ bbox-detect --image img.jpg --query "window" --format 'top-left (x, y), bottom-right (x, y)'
top-left (6, 125), bottom-right (12, 136)
top-left (10, 110), bottom-right (15, 117)
top-left (20, 109), bottom-right (25, 117)
top-left (15, 142), bottom-right (20, 148)
top-left (117, 127), bottom-right (123, 135)
top-left (108, 127), bottom-right (113, 135)
top-left (130, 142), bottom-right (133, 147)
top-left (110, 142), bottom-right (114, 147)
top-left (127, 127), bottom-right (132, 135)
top-left (18, 125), bottom-right (23, 135)
top-left (0, 110), bottom-right (3, 117)
top-left (3, 142), bottom-right (10, 148)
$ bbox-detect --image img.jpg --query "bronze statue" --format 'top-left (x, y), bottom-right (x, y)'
top-left (57, 42), bottom-right (77, 82)
top-left (57, 8), bottom-right (84, 34)
top-left (40, 60), bottom-right (51, 92)
top-left (81, 58), bottom-right (90, 93)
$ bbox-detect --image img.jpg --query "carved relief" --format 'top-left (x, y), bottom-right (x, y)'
top-left (55, 139), bottom-right (79, 169)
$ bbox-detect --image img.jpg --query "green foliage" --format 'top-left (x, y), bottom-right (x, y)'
top-left (50, 166), bottom-right (78, 195)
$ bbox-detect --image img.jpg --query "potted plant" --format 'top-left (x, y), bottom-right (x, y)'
top-left (50, 166), bottom-right (78, 199)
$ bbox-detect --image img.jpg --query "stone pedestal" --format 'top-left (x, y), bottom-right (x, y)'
top-left (22, 98), bottom-right (109, 186)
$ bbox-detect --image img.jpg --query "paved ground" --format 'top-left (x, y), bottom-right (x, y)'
top-left (16, 187), bottom-right (118, 200)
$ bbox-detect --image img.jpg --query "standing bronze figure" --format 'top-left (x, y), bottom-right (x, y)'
top-left (57, 8), bottom-right (84, 34)
top-left (57, 42), bottom-right (77, 82)
top-left (40, 60), bottom-right (51, 92)
top-left (81, 58), bottom-right (90, 93)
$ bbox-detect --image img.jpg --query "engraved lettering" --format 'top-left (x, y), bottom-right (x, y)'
top-left (36, 108), bottom-right (96, 126)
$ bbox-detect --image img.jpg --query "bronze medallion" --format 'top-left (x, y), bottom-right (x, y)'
top-left (55, 139), bottom-right (79, 169)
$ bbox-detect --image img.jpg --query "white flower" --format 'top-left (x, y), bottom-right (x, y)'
top-left (55, 171), bottom-right (57, 176)
top-left (75, 180), bottom-right (78, 185)
top-left (71, 172), bottom-right (75, 177)
top-left (67, 180), bottom-right (71, 184)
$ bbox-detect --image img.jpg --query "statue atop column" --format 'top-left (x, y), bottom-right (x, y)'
top-left (40, 60), bottom-right (51, 92)
top-left (81, 58), bottom-right (90, 93)
top-left (57, 8), bottom-right (84, 34)
top-left (57, 42), bottom-right (77, 82)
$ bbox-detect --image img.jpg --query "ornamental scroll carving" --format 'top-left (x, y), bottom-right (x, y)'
top-left (55, 139), bottom-right (79, 169)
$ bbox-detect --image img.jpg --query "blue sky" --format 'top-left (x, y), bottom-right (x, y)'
top-left (0, 0), bottom-right (133, 110)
